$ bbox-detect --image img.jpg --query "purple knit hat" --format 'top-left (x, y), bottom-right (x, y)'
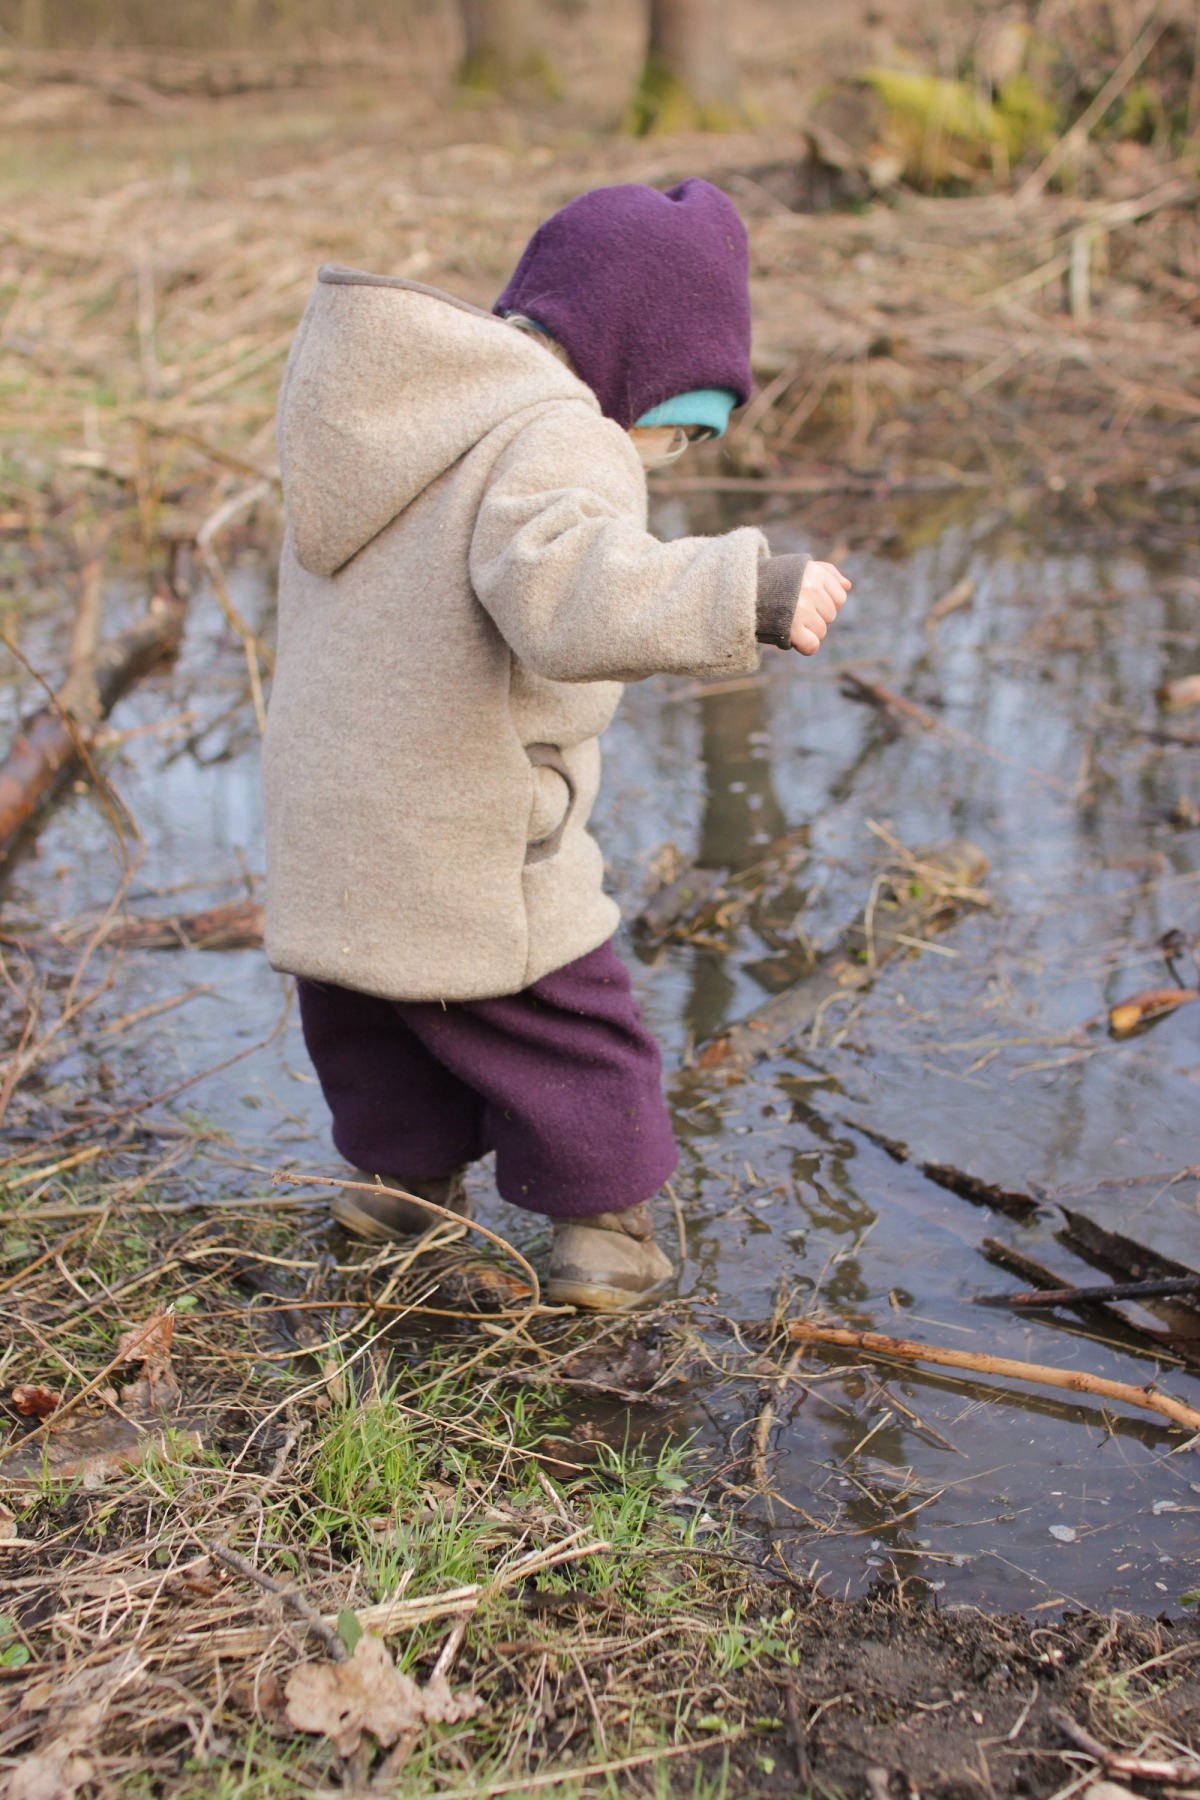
top-left (494, 179), bottom-right (752, 430)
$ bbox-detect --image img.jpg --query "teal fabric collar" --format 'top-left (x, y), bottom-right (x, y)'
top-left (634, 387), bottom-right (738, 437)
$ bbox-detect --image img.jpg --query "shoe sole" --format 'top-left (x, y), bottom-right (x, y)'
top-left (544, 1275), bottom-right (671, 1313)
top-left (330, 1192), bottom-right (473, 1243)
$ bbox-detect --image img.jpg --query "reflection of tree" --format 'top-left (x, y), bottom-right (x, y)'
top-left (697, 686), bottom-right (786, 873)
top-left (684, 683), bottom-right (786, 1045)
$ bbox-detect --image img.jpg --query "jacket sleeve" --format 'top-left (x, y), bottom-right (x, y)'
top-left (468, 403), bottom-right (768, 684)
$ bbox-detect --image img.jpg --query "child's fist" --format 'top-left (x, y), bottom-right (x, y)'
top-left (790, 561), bottom-right (851, 656)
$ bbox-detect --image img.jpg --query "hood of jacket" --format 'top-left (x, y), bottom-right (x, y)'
top-left (493, 179), bottom-right (753, 429)
top-left (277, 264), bottom-right (600, 579)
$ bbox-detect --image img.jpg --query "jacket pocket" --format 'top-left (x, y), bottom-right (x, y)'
top-left (525, 743), bottom-right (575, 863)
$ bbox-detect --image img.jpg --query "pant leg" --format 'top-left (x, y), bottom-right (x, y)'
top-left (297, 978), bottom-right (486, 1179)
top-left (396, 941), bottom-right (678, 1218)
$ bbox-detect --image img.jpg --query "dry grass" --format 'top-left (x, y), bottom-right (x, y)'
top-left (2, 1141), bottom-right (1199, 1797)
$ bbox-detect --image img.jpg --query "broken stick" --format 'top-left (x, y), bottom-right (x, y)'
top-left (784, 1321), bottom-right (1200, 1432)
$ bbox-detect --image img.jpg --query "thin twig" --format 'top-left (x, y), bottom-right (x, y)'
top-left (975, 1275), bottom-right (1200, 1310)
top-left (206, 1540), bottom-right (348, 1663)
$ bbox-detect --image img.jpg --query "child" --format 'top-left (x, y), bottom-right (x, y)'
top-left (263, 178), bottom-right (850, 1311)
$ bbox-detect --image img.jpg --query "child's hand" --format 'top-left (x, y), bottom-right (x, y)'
top-left (791, 561), bottom-right (851, 656)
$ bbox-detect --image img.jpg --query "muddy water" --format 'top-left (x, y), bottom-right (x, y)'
top-left (4, 505), bottom-right (1199, 1614)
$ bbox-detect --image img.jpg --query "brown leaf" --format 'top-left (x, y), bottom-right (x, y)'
top-left (1158, 674), bottom-right (1200, 710)
top-left (1109, 987), bottom-right (1200, 1039)
top-left (436, 1264), bottom-right (533, 1309)
top-left (116, 1310), bottom-right (174, 1364)
top-left (113, 1309), bottom-right (179, 1413)
top-left (284, 1635), bottom-right (479, 1757)
top-left (120, 1359), bottom-right (181, 1415)
top-left (12, 1384), bottom-right (61, 1419)
top-left (229, 1670), bottom-right (282, 1718)
top-left (9, 1743), bottom-right (95, 1800)
top-left (11, 1653), bottom-right (145, 1800)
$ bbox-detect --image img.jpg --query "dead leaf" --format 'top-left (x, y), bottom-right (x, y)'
top-left (117, 1310), bottom-right (174, 1364)
top-left (12, 1385), bottom-right (61, 1420)
top-left (437, 1264), bottom-right (533, 1309)
top-left (631, 865), bottom-right (726, 952)
top-left (0, 1501), bottom-right (17, 1542)
top-left (1158, 674), bottom-right (1200, 709)
top-left (166, 1554), bottom-right (218, 1598)
top-left (114, 1309), bottom-right (179, 1413)
top-left (9, 1739), bottom-right (96, 1800)
top-left (1109, 987), bottom-right (1200, 1038)
top-left (11, 1651), bottom-right (145, 1800)
top-left (229, 1669), bottom-right (283, 1718)
top-left (285, 1634), bottom-right (480, 1756)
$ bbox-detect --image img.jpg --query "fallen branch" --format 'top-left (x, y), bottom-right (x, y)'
top-left (0, 548), bottom-right (189, 867)
top-left (102, 897), bottom-right (263, 950)
top-left (784, 1321), bottom-right (1200, 1433)
top-left (859, 1125), bottom-right (1041, 1221)
top-left (1049, 1705), bottom-right (1200, 1784)
top-left (1059, 1207), bottom-right (1199, 1289)
top-left (841, 671), bottom-right (1071, 792)
top-left (975, 1274), bottom-right (1200, 1310)
top-left (979, 1236), bottom-right (1197, 1364)
top-left (648, 471), bottom-right (991, 496)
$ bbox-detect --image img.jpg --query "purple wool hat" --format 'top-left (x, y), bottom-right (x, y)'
top-left (494, 178), bottom-right (753, 430)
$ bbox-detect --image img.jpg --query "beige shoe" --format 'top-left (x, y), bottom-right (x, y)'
top-left (545, 1204), bottom-right (675, 1312)
top-left (331, 1170), bottom-right (472, 1243)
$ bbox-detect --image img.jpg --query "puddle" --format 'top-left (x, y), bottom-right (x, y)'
top-left (3, 506), bottom-right (1199, 1615)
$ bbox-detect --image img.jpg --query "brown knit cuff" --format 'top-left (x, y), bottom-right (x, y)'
top-left (756, 554), bottom-right (809, 649)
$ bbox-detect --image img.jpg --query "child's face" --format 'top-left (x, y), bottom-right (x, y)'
top-left (627, 424), bottom-right (714, 469)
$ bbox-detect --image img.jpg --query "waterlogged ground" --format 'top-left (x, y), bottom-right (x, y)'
top-left (4, 499), bottom-right (1200, 1616)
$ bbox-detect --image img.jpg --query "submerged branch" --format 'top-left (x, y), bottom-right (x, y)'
top-left (784, 1321), bottom-right (1200, 1433)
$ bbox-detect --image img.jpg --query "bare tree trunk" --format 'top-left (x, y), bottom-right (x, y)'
top-left (632, 0), bottom-right (738, 134)
top-left (458, 0), bottom-right (554, 95)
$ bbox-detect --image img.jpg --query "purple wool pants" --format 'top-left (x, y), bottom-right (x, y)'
top-left (297, 940), bottom-right (679, 1219)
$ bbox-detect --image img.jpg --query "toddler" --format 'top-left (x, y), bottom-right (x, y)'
top-left (263, 179), bottom-right (850, 1310)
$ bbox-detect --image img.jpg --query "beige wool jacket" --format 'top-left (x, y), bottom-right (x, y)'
top-left (262, 265), bottom-right (771, 1002)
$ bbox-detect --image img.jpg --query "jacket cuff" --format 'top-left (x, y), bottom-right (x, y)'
top-left (756, 554), bottom-right (809, 649)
